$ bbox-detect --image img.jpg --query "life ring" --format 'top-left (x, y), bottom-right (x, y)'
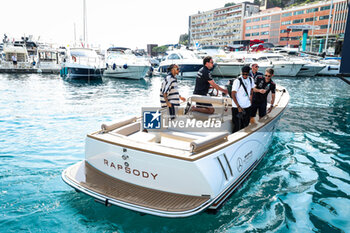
top-left (72, 56), bottom-right (77, 62)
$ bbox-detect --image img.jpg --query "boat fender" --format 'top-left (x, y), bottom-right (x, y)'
top-left (113, 63), bottom-right (116, 70)
top-left (328, 66), bottom-right (331, 71)
top-left (106, 63), bottom-right (109, 68)
top-left (123, 64), bottom-right (128, 69)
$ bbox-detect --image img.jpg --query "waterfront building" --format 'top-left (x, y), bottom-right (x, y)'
top-left (243, 0), bottom-right (348, 53)
top-left (189, 3), bottom-right (259, 47)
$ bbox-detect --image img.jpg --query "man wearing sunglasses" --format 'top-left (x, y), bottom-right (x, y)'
top-left (250, 68), bottom-right (276, 123)
top-left (250, 63), bottom-right (263, 82)
top-left (231, 65), bottom-right (255, 133)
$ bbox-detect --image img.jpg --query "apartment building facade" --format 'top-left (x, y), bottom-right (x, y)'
top-left (243, 0), bottom-right (348, 53)
top-left (189, 3), bottom-right (259, 47)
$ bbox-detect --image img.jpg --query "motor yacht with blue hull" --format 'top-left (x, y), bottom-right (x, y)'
top-left (60, 48), bottom-right (103, 80)
top-left (62, 87), bottom-right (289, 218)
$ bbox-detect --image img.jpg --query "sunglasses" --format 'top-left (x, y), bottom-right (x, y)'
top-left (265, 74), bottom-right (272, 77)
top-left (242, 73), bottom-right (249, 76)
top-left (254, 66), bottom-right (259, 68)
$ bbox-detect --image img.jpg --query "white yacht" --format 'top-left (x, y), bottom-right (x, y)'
top-left (0, 44), bottom-right (34, 72)
top-left (103, 47), bottom-right (151, 80)
top-left (318, 58), bottom-right (340, 76)
top-left (243, 53), bottom-right (303, 77)
top-left (60, 47), bottom-right (103, 80)
top-left (62, 86), bottom-right (289, 217)
top-left (159, 49), bottom-right (203, 78)
top-left (36, 47), bottom-right (61, 74)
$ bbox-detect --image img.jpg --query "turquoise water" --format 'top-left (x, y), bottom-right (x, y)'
top-left (0, 74), bottom-right (349, 232)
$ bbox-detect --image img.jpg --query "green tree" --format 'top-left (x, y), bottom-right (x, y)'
top-left (224, 2), bottom-right (235, 7)
top-left (179, 33), bottom-right (189, 46)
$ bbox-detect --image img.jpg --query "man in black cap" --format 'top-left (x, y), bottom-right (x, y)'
top-left (231, 65), bottom-right (255, 133)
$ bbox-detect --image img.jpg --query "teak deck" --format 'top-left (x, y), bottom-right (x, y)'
top-left (66, 161), bottom-right (210, 212)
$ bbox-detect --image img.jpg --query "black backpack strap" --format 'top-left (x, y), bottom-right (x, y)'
top-left (238, 77), bottom-right (250, 97)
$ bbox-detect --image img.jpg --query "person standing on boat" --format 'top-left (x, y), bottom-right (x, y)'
top-left (249, 63), bottom-right (263, 82)
top-left (250, 68), bottom-right (276, 124)
top-left (191, 56), bottom-right (228, 114)
top-left (231, 65), bottom-right (255, 133)
top-left (160, 64), bottom-right (186, 120)
top-left (11, 54), bottom-right (17, 68)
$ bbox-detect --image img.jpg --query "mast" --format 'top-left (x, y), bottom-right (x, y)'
top-left (83, 0), bottom-right (87, 45)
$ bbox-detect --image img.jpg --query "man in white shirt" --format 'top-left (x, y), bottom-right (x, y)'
top-left (231, 65), bottom-right (255, 132)
top-left (11, 54), bottom-right (17, 68)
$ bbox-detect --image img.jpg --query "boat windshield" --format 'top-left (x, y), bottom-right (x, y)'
top-left (70, 49), bottom-right (98, 58)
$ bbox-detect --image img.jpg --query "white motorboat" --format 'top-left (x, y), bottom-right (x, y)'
top-left (103, 47), bottom-right (151, 80)
top-left (211, 61), bottom-right (245, 77)
top-left (36, 47), bottom-right (61, 74)
top-left (0, 44), bottom-right (35, 72)
top-left (159, 49), bottom-right (203, 78)
top-left (297, 61), bottom-right (326, 76)
top-left (62, 86), bottom-right (289, 218)
top-left (251, 53), bottom-right (303, 77)
top-left (318, 58), bottom-right (340, 76)
top-left (60, 47), bottom-right (103, 80)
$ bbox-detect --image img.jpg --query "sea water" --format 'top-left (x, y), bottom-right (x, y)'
top-left (0, 74), bottom-right (349, 232)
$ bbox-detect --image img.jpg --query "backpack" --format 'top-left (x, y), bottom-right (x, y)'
top-left (226, 77), bottom-right (252, 98)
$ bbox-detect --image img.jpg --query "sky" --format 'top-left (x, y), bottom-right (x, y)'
top-left (0, 0), bottom-right (252, 50)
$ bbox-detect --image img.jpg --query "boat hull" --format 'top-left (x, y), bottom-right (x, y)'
top-left (297, 64), bottom-right (326, 76)
top-left (159, 64), bottom-right (202, 78)
top-left (62, 105), bottom-right (287, 217)
top-left (60, 66), bottom-right (103, 80)
top-left (103, 65), bottom-right (150, 79)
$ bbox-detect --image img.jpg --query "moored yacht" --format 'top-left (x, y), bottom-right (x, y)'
top-left (36, 47), bottom-right (61, 74)
top-left (60, 47), bottom-right (103, 80)
top-left (159, 49), bottom-right (203, 78)
top-left (62, 85), bottom-right (289, 217)
top-left (103, 47), bottom-right (151, 80)
top-left (0, 44), bottom-right (35, 73)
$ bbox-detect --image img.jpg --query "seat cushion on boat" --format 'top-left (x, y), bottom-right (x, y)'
top-left (190, 111), bottom-right (222, 121)
top-left (190, 95), bottom-right (227, 105)
top-left (113, 122), bottom-right (140, 136)
top-left (101, 117), bottom-right (137, 132)
top-left (160, 131), bottom-right (201, 142)
top-left (190, 132), bottom-right (229, 153)
top-left (127, 131), bottom-right (157, 142)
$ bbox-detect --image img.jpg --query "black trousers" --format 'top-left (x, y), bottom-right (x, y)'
top-left (232, 107), bottom-right (251, 133)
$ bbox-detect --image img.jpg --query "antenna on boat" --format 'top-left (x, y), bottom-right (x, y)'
top-left (338, 0), bottom-right (350, 85)
top-left (83, 0), bottom-right (87, 47)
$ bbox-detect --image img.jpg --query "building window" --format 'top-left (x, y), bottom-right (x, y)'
top-left (292, 29), bottom-right (302, 32)
top-left (280, 29), bottom-right (288, 33)
top-left (281, 21), bottom-right (291, 25)
top-left (305, 17), bottom-right (317, 22)
top-left (282, 12), bottom-right (292, 17)
top-left (252, 32), bottom-right (259, 36)
top-left (319, 15), bottom-right (330, 20)
top-left (247, 19), bottom-right (251, 23)
top-left (320, 25), bottom-right (329, 29)
top-left (245, 33), bottom-right (251, 37)
top-left (252, 25), bottom-right (260, 29)
top-left (253, 18), bottom-right (260, 22)
top-left (293, 19), bottom-right (304, 24)
top-left (294, 10), bottom-right (305, 15)
top-left (262, 16), bottom-right (270, 21)
top-left (246, 26), bottom-right (251, 30)
top-left (261, 31), bottom-right (269, 35)
top-left (261, 24), bottom-right (270, 28)
top-left (320, 5), bottom-right (331, 11)
top-left (280, 37), bottom-right (289, 41)
top-left (306, 7), bottom-right (319, 13)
